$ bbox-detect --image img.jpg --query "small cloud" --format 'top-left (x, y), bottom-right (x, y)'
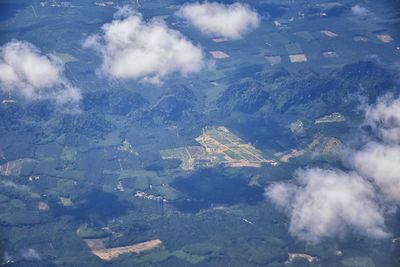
top-left (266, 168), bottom-right (388, 244)
top-left (83, 7), bottom-right (205, 84)
top-left (0, 40), bottom-right (81, 112)
top-left (21, 248), bottom-right (40, 260)
top-left (177, 2), bottom-right (260, 40)
top-left (351, 5), bottom-right (370, 18)
top-left (264, 182), bottom-right (296, 209)
top-left (363, 95), bottom-right (400, 144)
top-left (353, 143), bottom-right (400, 204)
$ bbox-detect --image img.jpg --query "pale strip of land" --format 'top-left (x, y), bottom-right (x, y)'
top-left (85, 239), bottom-right (162, 261)
top-left (315, 112), bottom-right (345, 124)
top-left (288, 253), bottom-right (317, 263)
top-left (320, 30), bottom-right (338, 38)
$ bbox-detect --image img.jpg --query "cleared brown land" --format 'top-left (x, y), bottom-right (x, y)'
top-left (38, 202), bottom-right (50, 211)
top-left (85, 239), bottom-right (162, 261)
top-left (289, 54), bottom-right (307, 63)
top-left (376, 34), bottom-right (393, 43)
top-left (209, 51), bottom-right (230, 59)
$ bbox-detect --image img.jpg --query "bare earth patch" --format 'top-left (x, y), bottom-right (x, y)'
top-left (84, 239), bottom-right (162, 261)
top-left (289, 54), bottom-right (307, 63)
top-left (209, 51), bottom-right (230, 59)
top-left (376, 34), bottom-right (393, 43)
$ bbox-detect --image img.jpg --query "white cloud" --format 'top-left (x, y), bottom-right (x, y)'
top-left (266, 168), bottom-right (388, 244)
top-left (267, 95), bottom-right (400, 244)
top-left (21, 248), bottom-right (40, 260)
top-left (353, 96), bottom-right (400, 204)
top-left (364, 95), bottom-right (400, 144)
top-left (353, 143), bottom-right (400, 204)
top-left (84, 7), bottom-right (205, 84)
top-left (177, 2), bottom-right (260, 40)
top-left (0, 40), bottom-right (81, 112)
top-left (265, 182), bottom-right (296, 209)
top-left (351, 5), bottom-right (370, 18)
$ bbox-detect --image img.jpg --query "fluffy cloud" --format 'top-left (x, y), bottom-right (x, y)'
top-left (351, 5), bottom-right (370, 18)
top-left (353, 143), bottom-right (400, 203)
top-left (267, 95), bottom-right (400, 243)
top-left (84, 7), bottom-right (205, 83)
top-left (353, 97), bottom-right (400, 203)
top-left (364, 96), bottom-right (400, 144)
top-left (266, 168), bottom-right (388, 244)
top-left (177, 2), bottom-right (260, 40)
top-left (0, 40), bottom-right (81, 112)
